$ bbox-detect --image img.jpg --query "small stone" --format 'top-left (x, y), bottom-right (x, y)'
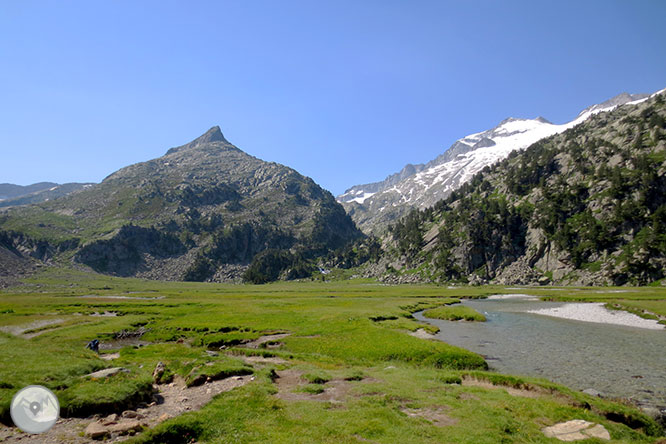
top-left (85, 422), bottom-right (110, 439)
top-left (101, 413), bottom-right (118, 425)
top-left (108, 419), bottom-right (143, 434)
top-left (157, 413), bottom-right (171, 422)
top-left (205, 350), bottom-right (219, 357)
top-left (148, 401), bottom-right (157, 407)
top-left (179, 397), bottom-right (188, 402)
top-left (232, 376), bottom-right (242, 381)
top-left (122, 410), bottom-right (142, 419)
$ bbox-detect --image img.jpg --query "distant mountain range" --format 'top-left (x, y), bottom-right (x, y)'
top-left (2, 89), bottom-right (665, 287)
top-left (0, 182), bottom-right (93, 208)
top-left (338, 92), bottom-right (652, 233)
top-left (0, 127), bottom-right (361, 283)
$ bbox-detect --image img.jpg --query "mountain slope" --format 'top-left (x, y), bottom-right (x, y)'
top-left (381, 90), bottom-right (666, 286)
top-left (340, 93), bottom-right (650, 233)
top-left (0, 127), bottom-right (362, 282)
top-left (0, 182), bottom-right (58, 200)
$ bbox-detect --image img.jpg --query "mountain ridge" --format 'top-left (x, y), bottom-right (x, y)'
top-left (338, 92), bottom-right (654, 233)
top-left (376, 90), bottom-right (666, 286)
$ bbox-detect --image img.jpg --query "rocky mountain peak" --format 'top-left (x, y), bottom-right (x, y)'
top-left (166, 126), bottom-right (229, 155)
top-left (192, 125), bottom-right (227, 145)
top-left (577, 92), bottom-right (649, 118)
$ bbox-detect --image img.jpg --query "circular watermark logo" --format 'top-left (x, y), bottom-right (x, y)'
top-left (10, 385), bottom-right (59, 434)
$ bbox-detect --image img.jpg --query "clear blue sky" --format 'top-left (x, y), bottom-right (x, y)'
top-left (1, 1), bottom-right (665, 195)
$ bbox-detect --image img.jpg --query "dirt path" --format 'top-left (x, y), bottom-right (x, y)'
top-left (0, 375), bottom-right (253, 443)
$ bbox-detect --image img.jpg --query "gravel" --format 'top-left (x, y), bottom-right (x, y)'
top-left (526, 303), bottom-right (664, 330)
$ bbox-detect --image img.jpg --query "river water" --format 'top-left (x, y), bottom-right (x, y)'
top-left (414, 297), bottom-right (666, 409)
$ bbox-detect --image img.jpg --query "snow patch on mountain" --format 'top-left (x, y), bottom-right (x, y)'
top-left (338, 91), bottom-right (654, 232)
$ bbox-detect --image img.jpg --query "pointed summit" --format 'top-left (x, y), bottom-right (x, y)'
top-left (191, 126), bottom-right (228, 145)
top-left (166, 126), bottom-right (229, 155)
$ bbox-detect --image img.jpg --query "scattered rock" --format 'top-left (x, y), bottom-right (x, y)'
top-left (85, 367), bottom-right (129, 378)
top-left (205, 350), bottom-right (219, 357)
top-left (101, 413), bottom-right (118, 425)
top-left (85, 421), bottom-right (109, 439)
top-left (542, 420), bottom-right (610, 441)
top-left (122, 410), bottom-right (142, 419)
top-left (0, 373), bottom-right (253, 443)
top-left (108, 419), bottom-right (143, 434)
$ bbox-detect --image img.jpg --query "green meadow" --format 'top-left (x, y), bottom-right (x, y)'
top-left (0, 269), bottom-right (664, 443)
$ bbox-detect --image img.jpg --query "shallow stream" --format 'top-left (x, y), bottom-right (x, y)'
top-left (414, 297), bottom-right (666, 410)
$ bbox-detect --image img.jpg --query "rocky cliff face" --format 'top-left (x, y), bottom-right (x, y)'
top-left (0, 126), bottom-right (362, 281)
top-left (382, 90), bottom-right (666, 286)
top-left (339, 93), bottom-right (651, 234)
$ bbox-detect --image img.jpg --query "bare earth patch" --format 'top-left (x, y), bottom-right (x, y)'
top-left (274, 369), bottom-right (350, 403)
top-left (408, 328), bottom-right (435, 340)
top-left (0, 375), bottom-right (253, 443)
top-left (461, 377), bottom-right (545, 399)
top-left (242, 333), bottom-right (291, 349)
top-left (239, 355), bottom-right (289, 365)
top-left (401, 406), bottom-right (458, 427)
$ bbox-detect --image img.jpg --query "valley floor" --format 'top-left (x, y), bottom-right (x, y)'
top-left (0, 269), bottom-right (664, 443)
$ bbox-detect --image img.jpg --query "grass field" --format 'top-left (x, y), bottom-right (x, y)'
top-left (0, 269), bottom-right (664, 443)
